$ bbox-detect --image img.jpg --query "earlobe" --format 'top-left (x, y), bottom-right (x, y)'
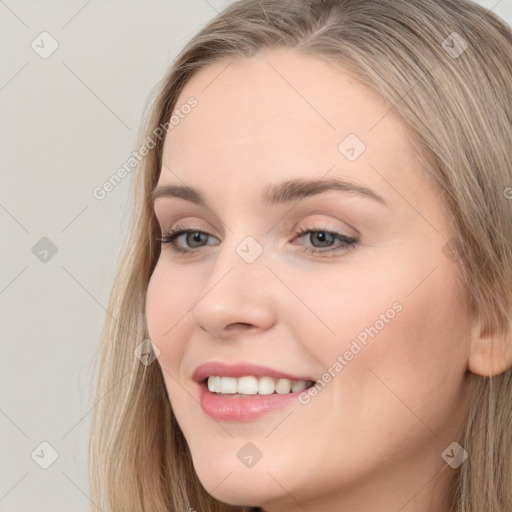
top-left (468, 317), bottom-right (512, 377)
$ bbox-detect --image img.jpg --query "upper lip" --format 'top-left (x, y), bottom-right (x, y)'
top-left (192, 361), bottom-right (315, 383)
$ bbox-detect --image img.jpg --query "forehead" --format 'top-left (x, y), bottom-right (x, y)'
top-left (160, 48), bottom-right (423, 198)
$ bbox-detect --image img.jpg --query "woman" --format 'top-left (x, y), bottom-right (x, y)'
top-left (89, 1), bottom-right (512, 511)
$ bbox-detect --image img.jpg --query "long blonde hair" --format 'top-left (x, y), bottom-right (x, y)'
top-left (89, 1), bottom-right (512, 510)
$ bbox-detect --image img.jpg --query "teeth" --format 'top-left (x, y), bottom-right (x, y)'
top-left (237, 376), bottom-right (258, 394)
top-left (219, 377), bottom-right (237, 394)
top-left (207, 376), bottom-right (221, 392)
top-left (258, 376), bottom-right (275, 395)
top-left (275, 378), bottom-right (292, 394)
top-left (206, 376), bottom-right (311, 395)
top-left (291, 380), bottom-right (307, 392)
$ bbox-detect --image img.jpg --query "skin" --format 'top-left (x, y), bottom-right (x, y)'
top-left (145, 48), bottom-right (498, 511)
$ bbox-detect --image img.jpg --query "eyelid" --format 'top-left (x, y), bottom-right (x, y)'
top-left (293, 215), bottom-right (358, 238)
top-left (158, 218), bottom-right (359, 259)
top-left (157, 216), bottom-right (218, 234)
top-left (158, 212), bottom-right (356, 240)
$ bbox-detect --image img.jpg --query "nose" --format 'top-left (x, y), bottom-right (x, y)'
top-left (190, 239), bottom-right (277, 339)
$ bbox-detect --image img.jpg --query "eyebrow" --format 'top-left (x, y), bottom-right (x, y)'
top-left (150, 177), bottom-right (387, 207)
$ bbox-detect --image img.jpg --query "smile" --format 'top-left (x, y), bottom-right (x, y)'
top-left (206, 375), bottom-right (314, 395)
top-left (193, 361), bottom-right (317, 421)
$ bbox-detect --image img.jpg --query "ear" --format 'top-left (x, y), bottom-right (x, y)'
top-left (468, 314), bottom-right (512, 377)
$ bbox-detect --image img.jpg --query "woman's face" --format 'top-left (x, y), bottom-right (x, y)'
top-left (146, 48), bottom-right (479, 511)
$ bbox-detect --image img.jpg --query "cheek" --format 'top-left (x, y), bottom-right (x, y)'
top-left (145, 265), bottom-right (170, 342)
top-left (280, 258), bottom-right (409, 371)
top-left (145, 260), bottom-right (195, 366)
top-left (345, 267), bottom-right (469, 437)
top-left (289, 253), bottom-right (471, 435)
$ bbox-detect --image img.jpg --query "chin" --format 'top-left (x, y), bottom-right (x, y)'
top-left (191, 457), bottom-right (283, 508)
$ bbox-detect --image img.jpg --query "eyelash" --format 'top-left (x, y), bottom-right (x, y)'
top-left (156, 223), bottom-right (358, 257)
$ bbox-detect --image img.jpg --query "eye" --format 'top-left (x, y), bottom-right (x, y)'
top-left (157, 224), bottom-right (219, 254)
top-left (157, 223), bottom-right (359, 258)
top-left (292, 227), bottom-right (358, 256)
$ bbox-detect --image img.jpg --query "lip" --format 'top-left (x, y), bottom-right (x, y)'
top-left (192, 361), bottom-right (314, 383)
top-left (193, 361), bottom-right (316, 422)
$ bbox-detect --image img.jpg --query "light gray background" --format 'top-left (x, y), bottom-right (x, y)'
top-left (1, 1), bottom-right (510, 510)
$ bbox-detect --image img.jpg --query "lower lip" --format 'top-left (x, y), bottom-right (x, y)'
top-left (198, 382), bottom-right (301, 421)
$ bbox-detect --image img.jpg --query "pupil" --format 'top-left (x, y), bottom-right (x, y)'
top-left (313, 231), bottom-right (333, 247)
top-left (189, 232), bottom-right (204, 247)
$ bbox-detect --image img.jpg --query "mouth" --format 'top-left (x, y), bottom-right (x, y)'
top-left (193, 362), bottom-right (317, 421)
top-left (204, 375), bottom-right (315, 395)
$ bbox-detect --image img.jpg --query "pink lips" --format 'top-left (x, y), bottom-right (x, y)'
top-left (192, 361), bottom-right (314, 383)
top-left (193, 361), bottom-right (315, 422)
